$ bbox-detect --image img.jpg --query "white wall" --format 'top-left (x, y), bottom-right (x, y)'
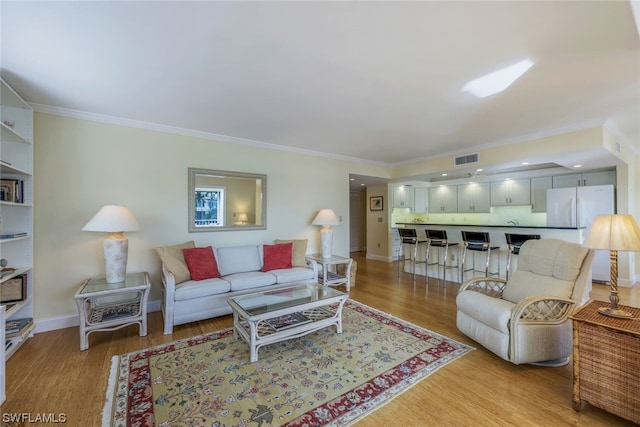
top-left (33, 113), bottom-right (382, 326)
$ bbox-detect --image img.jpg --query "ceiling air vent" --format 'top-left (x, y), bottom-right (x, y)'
top-left (454, 153), bottom-right (479, 167)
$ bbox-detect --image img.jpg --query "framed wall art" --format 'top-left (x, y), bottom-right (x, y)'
top-left (1, 274), bottom-right (27, 303)
top-left (370, 196), bottom-right (383, 211)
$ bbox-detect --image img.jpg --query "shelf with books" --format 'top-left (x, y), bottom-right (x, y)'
top-left (0, 78), bottom-right (34, 379)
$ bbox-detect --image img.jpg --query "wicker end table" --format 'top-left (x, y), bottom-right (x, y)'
top-left (570, 300), bottom-right (640, 424)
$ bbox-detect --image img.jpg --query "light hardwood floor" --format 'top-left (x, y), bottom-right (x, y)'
top-left (2, 252), bottom-right (638, 426)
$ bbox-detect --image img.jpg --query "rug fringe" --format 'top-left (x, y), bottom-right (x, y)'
top-left (102, 355), bottom-right (119, 427)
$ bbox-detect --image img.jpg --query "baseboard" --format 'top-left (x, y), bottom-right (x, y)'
top-left (365, 254), bottom-right (394, 263)
top-left (33, 299), bottom-right (162, 334)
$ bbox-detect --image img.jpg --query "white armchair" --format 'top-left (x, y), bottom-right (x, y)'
top-left (456, 238), bottom-right (594, 366)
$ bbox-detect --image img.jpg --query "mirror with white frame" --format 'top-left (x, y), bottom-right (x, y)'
top-left (188, 168), bottom-right (266, 232)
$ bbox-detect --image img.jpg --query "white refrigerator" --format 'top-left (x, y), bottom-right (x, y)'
top-left (546, 185), bottom-right (614, 282)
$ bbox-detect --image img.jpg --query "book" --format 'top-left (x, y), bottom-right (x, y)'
top-left (5, 317), bottom-right (33, 338)
top-left (265, 312), bottom-right (311, 331)
top-left (0, 232), bottom-right (28, 239)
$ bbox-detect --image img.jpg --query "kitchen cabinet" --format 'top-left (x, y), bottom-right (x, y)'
top-left (457, 182), bottom-right (490, 213)
top-left (429, 185), bottom-right (458, 213)
top-left (491, 178), bottom-right (530, 206)
top-left (552, 170), bottom-right (615, 188)
top-left (530, 176), bottom-right (552, 213)
top-left (413, 188), bottom-right (429, 213)
top-left (393, 186), bottom-right (414, 210)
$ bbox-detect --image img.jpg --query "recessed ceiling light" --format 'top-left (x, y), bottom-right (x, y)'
top-left (360, 183), bottom-right (365, 186)
top-left (476, 168), bottom-right (483, 172)
top-left (442, 173), bottom-right (448, 176)
top-left (462, 58), bottom-right (534, 98)
top-left (574, 164), bottom-right (583, 168)
top-left (349, 178), bottom-right (355, 181)
top-left (521, 162), bottom-right (529, 166)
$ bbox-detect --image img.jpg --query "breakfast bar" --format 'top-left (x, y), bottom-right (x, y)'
top-left (394, 223), bottom-right (586, 282)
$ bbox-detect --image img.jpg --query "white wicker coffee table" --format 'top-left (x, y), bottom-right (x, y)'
top-left (228, 283), bottom-right (348, 362)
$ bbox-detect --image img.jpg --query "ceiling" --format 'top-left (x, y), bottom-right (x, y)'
top-left (2, 1), bottom-right (639, 178)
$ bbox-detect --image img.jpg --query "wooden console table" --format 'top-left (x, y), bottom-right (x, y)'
top-left (571, 300), bottom-right (640, 423)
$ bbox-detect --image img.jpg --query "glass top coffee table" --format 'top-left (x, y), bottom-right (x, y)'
top-left (228, 283), bottom-right (348, 362)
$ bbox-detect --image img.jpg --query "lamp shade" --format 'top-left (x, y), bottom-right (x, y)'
top-left (311, 209), bottom-right (340, 226)
top-left (583, 214), bottom-right (640, 251)
top-left (237, 212), bottom-right (249, 223)
top-left (82, 205), bottom-right (140, 232)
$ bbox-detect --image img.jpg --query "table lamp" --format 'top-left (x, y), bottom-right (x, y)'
top-left (582, 214), bottom-right (640, 318)
top-left (312, 209), bottom-right (341, 259)
top-left (82, 205), bottom-right (140, 283)
top-left (237, 212), bottom-right (249, 224)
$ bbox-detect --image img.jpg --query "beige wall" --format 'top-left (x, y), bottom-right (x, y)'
top-left (33, 113), bottom-right (383, 323)
top-left (32, 113), bottom-right (640, 326)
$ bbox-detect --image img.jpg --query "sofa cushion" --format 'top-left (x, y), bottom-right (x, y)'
top-left (183, 246), bottom-right (220, 280)
top-left (270, 266), bottom-right (316, 284)
top-left (456, 291), bottom-right (515, 334)
top-left (174, 278), bottom-right (231, 301)
top-left (156, 241), bottom-right (195, 284)
top-left (216, 245), bottom-right (262, 276)
top-left (262, 243), bottom-right (293, 272)
top-left (225, 272), bottom-right (277, 291)
top-left (275, 239), bottom-right (308, 267)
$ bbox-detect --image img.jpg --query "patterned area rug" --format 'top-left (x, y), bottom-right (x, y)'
top-left (103, 300), bottom-right (473, 426)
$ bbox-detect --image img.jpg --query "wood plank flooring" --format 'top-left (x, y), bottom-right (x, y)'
top-left (2, 252), bottom-right (638, 426)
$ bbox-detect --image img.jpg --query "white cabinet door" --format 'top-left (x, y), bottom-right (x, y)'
top-left (530, 176), bottom-right (552, 213)
top-left (429, 185), bottom-right (458, 212)
top-left (413, 188), bottom-right (429, 213)
top-left (582, 170), bottom-right (615, 187)
top-left (457, 183), bottom-right (490, 213)
top-left (491, 179), bottom-right (530, 205)
top-left (393, 187), bottom-right (414, 210)
top-left (552, 171), bottom-right (615, 188)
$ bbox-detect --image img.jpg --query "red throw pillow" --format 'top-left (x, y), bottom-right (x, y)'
top-left (182, 246), bottom-right (220, 280)
top-left (262, 242), bottom-right (293, 272)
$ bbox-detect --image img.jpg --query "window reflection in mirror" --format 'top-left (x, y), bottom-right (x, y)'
top-left (188, 168), bottom-right (266, 232)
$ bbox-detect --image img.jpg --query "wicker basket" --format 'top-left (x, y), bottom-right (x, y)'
top-left (336, 261), bottom-right (357, 288)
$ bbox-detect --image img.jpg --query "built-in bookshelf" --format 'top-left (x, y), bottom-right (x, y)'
top-left (0, 78), bottom-right (34, 404)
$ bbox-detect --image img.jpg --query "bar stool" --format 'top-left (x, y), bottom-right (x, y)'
top-left (505, 233), bottom-right (541, 280)
top-left (425, 229), bottom-right (460, 283)
top-left (461, 231), bottom-right (500, 280)
top-left (397, 228), bottom-right (428, 281)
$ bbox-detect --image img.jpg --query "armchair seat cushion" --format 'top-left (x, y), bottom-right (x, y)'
top-left (456, 291), bottom-right (514, 334)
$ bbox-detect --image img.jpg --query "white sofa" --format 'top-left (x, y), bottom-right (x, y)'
top-left (157, 241), bottom-right (318, 334)
top-left (456, 238), bottom-right (594, 366)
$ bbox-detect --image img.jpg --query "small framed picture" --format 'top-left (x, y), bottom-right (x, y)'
top-left (370, 196), bottom-right (384, 211)
top-left (1, 274), bottom-right (26, 303)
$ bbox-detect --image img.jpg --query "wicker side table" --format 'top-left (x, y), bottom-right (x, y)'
top-left (571, 300), bottom-right (640, 423)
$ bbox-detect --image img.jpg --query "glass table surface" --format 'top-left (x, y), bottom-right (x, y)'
top-left (230, 283), bottom-right (344, 316)
top-left (79, 272), bottom-right (148, 294)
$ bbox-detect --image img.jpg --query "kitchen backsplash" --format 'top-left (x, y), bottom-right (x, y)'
top-left (391, 205), bottom-right (547, 227)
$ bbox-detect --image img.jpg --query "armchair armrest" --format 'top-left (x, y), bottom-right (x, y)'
top-left (511, 296), bottom-right (575, 326)
top-left (458, 277), bottom-right (507, 298)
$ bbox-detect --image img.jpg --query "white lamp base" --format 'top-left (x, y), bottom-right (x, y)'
top-left (103, 232), bottom-right (129, 283)
top-left (320, 226), bottom-right (333, 259)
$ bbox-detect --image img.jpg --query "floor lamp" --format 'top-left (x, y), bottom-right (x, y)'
top-left (312, 209), bottom-right (341, 259)
top-left (82, 205), bottom-right (140, 283)
top-left (582, 214), bottom-right (640, 318)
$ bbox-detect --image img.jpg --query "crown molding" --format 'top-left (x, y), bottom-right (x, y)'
top-left (30, 103), bottom-right (390, 167)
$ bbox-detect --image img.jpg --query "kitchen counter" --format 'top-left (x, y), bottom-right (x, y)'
top-left (395, 223), bottom-right (585, 230)
top-left (392, 223), bottom-right (587, 282)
